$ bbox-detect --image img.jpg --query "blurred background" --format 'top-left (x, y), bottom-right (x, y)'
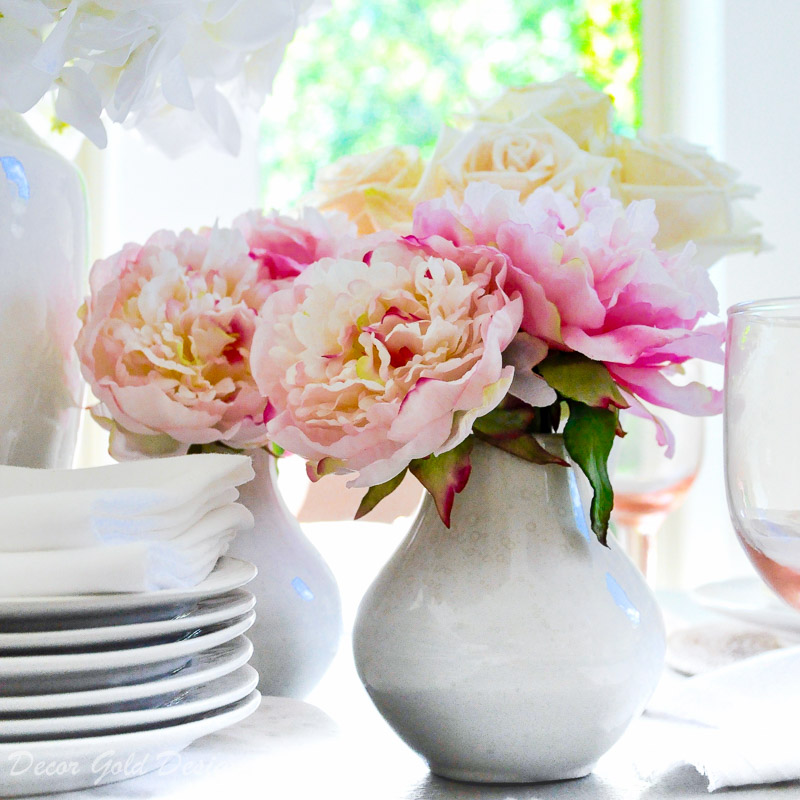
top-left (66, 0), bottom-right (799, 590)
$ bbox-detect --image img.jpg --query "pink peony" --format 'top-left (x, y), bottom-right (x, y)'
top-left (414, 182), bottom-right (723, 421)
top-left (251, 236), bottom-right (523, 487)
top-left (233, 207), bottom-right (355, 282)
top-left (76, 227), bottom-right (277, 459)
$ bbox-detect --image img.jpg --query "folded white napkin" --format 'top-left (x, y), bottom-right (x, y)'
top-left (0, 504), bottom-right (255, 596)
top-left (0, 454), bottom-right (255, 551)
top-left (641, 645), bottom-right (800, 791)
top-left (0, 536), bottom-right (236, 595)
top-left (0, 454), bottom-right (256, 595)
top-left (0, 452), bottom-right (254, 504)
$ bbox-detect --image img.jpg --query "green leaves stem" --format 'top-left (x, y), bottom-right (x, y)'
top-left (408, 437), bottom-right (474, 528)
top-left (355, 469), bottom-right (408, 520)
top-left (563, 400), bottom-right (618, 545)
top-left (538, 352), bottom-right (629, 410)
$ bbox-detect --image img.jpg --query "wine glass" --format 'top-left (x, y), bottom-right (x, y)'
top-left (725, 297), bottom-right (800, 610)
top-left (611, 404), bottom-right (704, 580)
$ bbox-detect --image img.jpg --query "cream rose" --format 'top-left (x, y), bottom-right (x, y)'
top-left (314, 145), bottom-right (424, 236)
top-left (473, 75), bottom-right (614, 151)
top-left (412, 112), bottom-right (617, 207)
top-left (609, 134), bottom-right (763, 265)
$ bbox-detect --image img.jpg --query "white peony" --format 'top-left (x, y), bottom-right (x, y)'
top-left (0, 0), bottom-right (325, 154)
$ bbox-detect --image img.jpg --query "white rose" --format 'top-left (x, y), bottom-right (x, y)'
top-left (473, 75), bottom-right (614, 152)
top-left (610, 134), bottom-right (763, 266)
top-left (412, 112), bottom-right (617, 206)
top-left (314, 145), bottom-right (424, 236)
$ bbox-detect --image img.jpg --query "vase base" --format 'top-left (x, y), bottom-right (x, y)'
top-left (428, 762), bottom-right (596, 784)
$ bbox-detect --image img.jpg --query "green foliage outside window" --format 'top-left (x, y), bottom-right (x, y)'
top-left (259, 0), bottom-right (641, 209)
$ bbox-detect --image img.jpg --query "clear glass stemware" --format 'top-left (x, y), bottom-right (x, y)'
top-left (612, 409), bottom-right (704, 579)
top-left (725, 297), bottom-right (800, 610)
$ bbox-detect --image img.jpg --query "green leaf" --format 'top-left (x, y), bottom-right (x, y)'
top-left (538, 352), bottom-right (629, 410)
top-left (355, 469), bottom-right (408, 520)
top-left (264, 443), bottom-right (285, 475)
top-left (409, 438), bottom-right (474, 528)
top-left (563, 400), bottom-right (617, 545)
top-left (474, 431), bottom-right (568, 467)
top-left (472, 406), bottom-right (538, 439)
top-left (268, 443), bottom-right (286, 458)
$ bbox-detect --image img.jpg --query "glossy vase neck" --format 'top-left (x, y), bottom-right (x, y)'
top-left (0, 110), bottom-right (70, 156)
top-left (0, 110), bottom-right (37, 143)
top-left (413, 436), bottom-right (594, 549)
top-left (223, 447), bottom-right (343, 698)
top-left (236, 448), bottom-right (287, 520)
top-left (0, 108), bottom-right (87, 469)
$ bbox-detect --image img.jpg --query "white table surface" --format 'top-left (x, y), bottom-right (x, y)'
top-left (34, 663), bottom-right (800, 800)
top-left (20, 522), bottom-right (800, 799)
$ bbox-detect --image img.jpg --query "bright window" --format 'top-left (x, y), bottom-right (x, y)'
top-left (258, 0), bottom-right (641, 209)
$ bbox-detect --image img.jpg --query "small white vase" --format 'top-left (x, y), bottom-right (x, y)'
top-left (353, 437), bottom-right (665, 783)
top-left (227, 449), bottom-right (343, 698)
top-left (0, 111), bottom-right (87, 468)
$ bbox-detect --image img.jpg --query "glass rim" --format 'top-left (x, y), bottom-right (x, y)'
top-left (728, 296), bottom-right (800, 319)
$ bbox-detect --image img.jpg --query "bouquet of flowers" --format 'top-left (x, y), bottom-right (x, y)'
top-left (316, 75), bottom-right (761, 267)
top-left (0, 0), bottom-right (325, 153)
top-left (75, 208), bottom-right (353, 457)
top-left (76, 76), bottom-right (762, 544)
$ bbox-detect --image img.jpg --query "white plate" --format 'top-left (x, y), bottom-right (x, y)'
top-left (0, 691), bottom-right (261, 797)
top-left (0, 612), bottom-right (255, 696)
top-left (0, 664), bottom-right (258, 739)
top-left (692, 577), bottom-right (800, 633)
top-left (0, 557), bottom-right (256, 620)
top-left (0, 589), bottom-right (255, 651)
top-left (0, 636), bottom-right (253, 714)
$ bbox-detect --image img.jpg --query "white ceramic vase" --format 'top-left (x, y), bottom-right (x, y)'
top-left (353, 436), bottom-right (665, 783)
top-left (0, 110), bottom-right (87, 468)
top-left (227, 448), bottom-right (343, 698)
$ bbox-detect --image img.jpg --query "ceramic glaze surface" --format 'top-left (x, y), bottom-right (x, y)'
top-left (0, 111), bottom-right (87, 468)
top-left (226, 449), bottom-right (343, 698)
top-left (353, 437), bottom-right (666, 783)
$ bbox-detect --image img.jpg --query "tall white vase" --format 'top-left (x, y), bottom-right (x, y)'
top-left (227, 448), bottom-right (343, 698)
top-left (0, 111), bottom-right (87, 468)
top-left (353, 436), bottom-right (665, 783)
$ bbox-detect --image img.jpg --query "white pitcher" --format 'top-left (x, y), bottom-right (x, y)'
top-left (354, 436), bottom-right (665, 782)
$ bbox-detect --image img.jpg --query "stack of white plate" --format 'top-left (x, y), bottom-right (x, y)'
top-left (0, 556), bottom-right (260, 797)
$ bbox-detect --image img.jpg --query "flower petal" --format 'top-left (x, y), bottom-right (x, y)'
top-left (608, 365), bottom-right (722, 416)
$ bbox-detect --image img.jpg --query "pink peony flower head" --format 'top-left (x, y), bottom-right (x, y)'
top-left (414, 182), bottom-right (724, 433)
top-left (250, 235), bottom-right (524, 494)
top-left (76, 227), bottom-right (278, 459)
top-left (233, 207), bottom-right (356, 283)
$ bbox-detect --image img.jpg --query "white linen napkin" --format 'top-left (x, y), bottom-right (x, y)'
top-left (0, 454), bottom-right (257, 594)
top-left (0, 500), bottom-right (255, 594)
top-left (0, 453), bottom-right (254, 505)
top-left (0, 536), bottom-right (237, 595)
top-left (641, 645), bottom-right (800, 790)
top-left (0, 454), bottom-right (255, 551)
